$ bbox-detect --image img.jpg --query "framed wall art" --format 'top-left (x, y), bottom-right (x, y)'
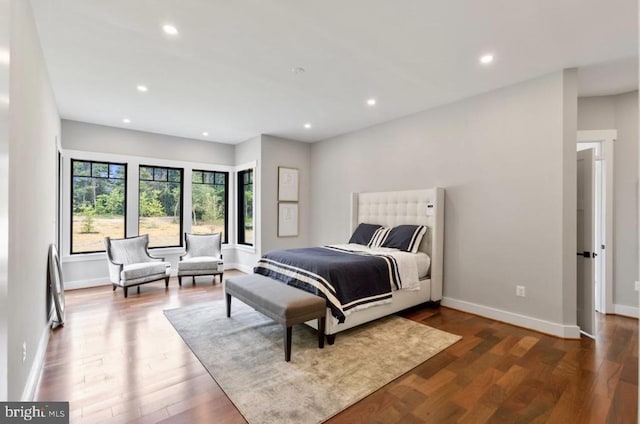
top-left (278, 167), bottom-right (299, 202)
top-left (278, 202), bottom-right (299, 237)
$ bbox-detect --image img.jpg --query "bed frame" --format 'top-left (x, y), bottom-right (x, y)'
top-left (308, 187), bottom-right (444, 342)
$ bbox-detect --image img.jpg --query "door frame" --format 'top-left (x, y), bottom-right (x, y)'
top-left (577, 129), bottom-right (616, 314)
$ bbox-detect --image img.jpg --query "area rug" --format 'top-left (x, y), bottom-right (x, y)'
top-left (164, 300), bottom-right (461, 424)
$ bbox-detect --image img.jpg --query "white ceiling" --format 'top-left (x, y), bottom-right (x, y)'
top-left (30, 0), bottom-right (638, 144)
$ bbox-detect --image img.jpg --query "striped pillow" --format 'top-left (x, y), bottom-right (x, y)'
top-left (368, 227), bottom-right (391, 248)
top-left (380, 225), bottom-right (427, 253)
top-left (348, 223), bottom-right (383, 246)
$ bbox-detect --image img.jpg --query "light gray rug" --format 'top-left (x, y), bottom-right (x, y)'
top-left (164, 300), bottom-right (461, 424)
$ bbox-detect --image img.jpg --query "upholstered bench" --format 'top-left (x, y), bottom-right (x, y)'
top-left (225, 274), bottom-right (326, 362)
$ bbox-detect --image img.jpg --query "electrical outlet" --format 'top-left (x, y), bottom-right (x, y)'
top-left (22, 342), bottom-right (26, 363)
top-left (516, 285), bottom-right (526, 297)
top-left (635, 281), bottom-right (639, 292)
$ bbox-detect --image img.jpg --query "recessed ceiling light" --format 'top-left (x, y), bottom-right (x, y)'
top-left (304, 123), bottom-right (311, 129)
top-left (367, 98), bottom-right (376, 106)
top-left (122, 118), bottom-right (131, 124)
top-left (162, 24), bottom-right (179, 35)
top-left (0, 48), bottom-right (9, 65)
top-left (480, 54), bottom-right (494, 65)
top-left (202, 132), bottom-right (209, 136)
top-left (136, 85), bottom-right (148, 92)
top-left (291, 67), bottom-right (306, 74)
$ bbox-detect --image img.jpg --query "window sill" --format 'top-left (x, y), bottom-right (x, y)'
top-left (63, 252), bottom-right (107, 263)
top-left (235, 244), bottom-right (256, 254)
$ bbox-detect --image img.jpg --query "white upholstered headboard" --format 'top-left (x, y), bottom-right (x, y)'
top-left (350, 188), bottom-right (444, 298)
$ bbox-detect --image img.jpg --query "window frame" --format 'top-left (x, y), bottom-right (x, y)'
top-left (237, 168), bottom-right (254, 246)
top-left (138, 164), bottom-right (185, 249)
top-left (70, 158), bottom-right (128, 255)
top-left (191, 169), bottom-right (229, 244)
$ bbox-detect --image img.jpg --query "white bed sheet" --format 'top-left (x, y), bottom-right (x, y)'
top-left (415, 252), bottom-right (431, 279)
top-left (330, 244), bottom-right (429, 291)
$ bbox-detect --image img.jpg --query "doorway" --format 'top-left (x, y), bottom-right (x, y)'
top-left (577, 130), bottom-right (615, 317)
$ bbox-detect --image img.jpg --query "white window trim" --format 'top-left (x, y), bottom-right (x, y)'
top-left (234, 160), bottom-right (259, 254)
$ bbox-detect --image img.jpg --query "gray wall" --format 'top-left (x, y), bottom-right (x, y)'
top-left (0, 0), bottom-right (8, 401)
top-left (62, 120), bottom-right (235, 166)
top-left (261, 135), bottom-right (311, 253)
top-left (578, 91), bottom-right (639, 308)
top-left (7, 0), bottom-right (60, 400)
top-left (310, 71), bottom-right (577, 327)
top-left (232, 134), bottom-right (312, 268)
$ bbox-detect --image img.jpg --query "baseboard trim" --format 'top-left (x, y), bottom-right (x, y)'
top-left (228, 263), bottom-right (252, 274)
top-left (441, 297), bottom-right (581, 339)
top-left (613, 304), bottom-right (639, 319)
top-left (65, 277), bottom-right (109, 290)
top-left (21, 321), bottom-right (51, 401)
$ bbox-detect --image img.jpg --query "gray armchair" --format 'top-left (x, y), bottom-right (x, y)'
top-left (105, 234), bottom-right (171, 298)
top-left (177, 233), bottom-right (224, 286)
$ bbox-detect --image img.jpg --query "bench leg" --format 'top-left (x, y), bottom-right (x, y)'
top-left (225, 293), bottom-right (231, 318)
top-left (178, 276), bottom-right (182, 286)
top-left (165, 277), bottom-right (169, 288)
top-left (318, 317), bottom-right (325, 349)
top-left (326, 334), bottom-right (336, 345)
top-left (137, 286), bottom-right (140, 294)
top-left (284, 326), bottom-right (292, 362)
top-left (123, 287), bottom-right (128, 298)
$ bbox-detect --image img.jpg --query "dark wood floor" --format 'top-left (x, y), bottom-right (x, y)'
top-left (36, 270), bottom-right (638, 423)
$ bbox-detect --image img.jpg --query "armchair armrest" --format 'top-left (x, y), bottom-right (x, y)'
top-left (106, 261), bottom-right (123, 284)
top-left (146, 253), bottom-right (165, 262)
top-left (104, 238), bottom-right (123, 284)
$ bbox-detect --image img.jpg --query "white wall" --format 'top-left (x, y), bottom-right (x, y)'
top-left (0, 0), bottom-right (8, 402)
top-left (261, 135), bottom-right (311, 253)
top-left (310, 71), bottom-right (579, 337)
top-left (577, 92), bottom-right (639, 310)
top-left (62, 120), bottom-right (235, 165)
top-left (8, 0), bottom-right (60, 400)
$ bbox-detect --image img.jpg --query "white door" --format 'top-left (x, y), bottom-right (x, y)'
top-left (577, 148), bottom-right (596, 337)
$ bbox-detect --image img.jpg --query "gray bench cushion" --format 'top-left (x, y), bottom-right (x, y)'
top-left (225, 274), bottom-right (326, 326)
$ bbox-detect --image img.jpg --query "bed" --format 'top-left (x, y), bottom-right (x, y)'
top-left (255, 187), bottom-right (444, 342)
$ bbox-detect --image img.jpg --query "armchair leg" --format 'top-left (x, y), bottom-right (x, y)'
top-left (178, 276), bottom-right (182, 286)
top-left (112, 284), bottom-right (117, 291)
top-left (192, 276), bottom-right (196, 286)
top-left (123, 287), bottom-right (128, 298)
top-left (165, 277), bottom-right (170, 288)
top-left (220, 273), bottom-right (224, 283)
top-left (137, 286), bottom-right (140, 294)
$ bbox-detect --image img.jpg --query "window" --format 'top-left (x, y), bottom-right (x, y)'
top-left (139, 165), bottom-right (183, 248)
top-left (192, 170), bottom-right (228, 242)
top-left (71, 159), bottom-right (127, 254)
top-left (237, 169), bottom-right (254, 245)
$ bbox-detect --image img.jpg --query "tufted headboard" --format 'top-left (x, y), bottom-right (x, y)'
top-left (350, 188), bottom-right (444, 296)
